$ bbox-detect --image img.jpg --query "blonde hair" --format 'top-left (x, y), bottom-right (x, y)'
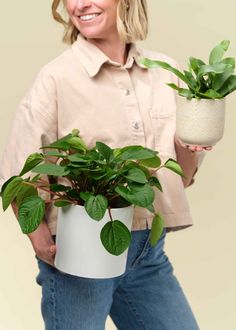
top-left (51, 0), bottom-right (148, 44)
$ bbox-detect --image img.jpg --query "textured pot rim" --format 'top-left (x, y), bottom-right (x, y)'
top-left (176, 95), bottom-right (226, 103)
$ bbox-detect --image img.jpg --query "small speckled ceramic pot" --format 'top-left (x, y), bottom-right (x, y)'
top-left (176, 96), bottom-right (226, 146)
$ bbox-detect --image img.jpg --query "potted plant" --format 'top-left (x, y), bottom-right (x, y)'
top-left (0, 129), bottom-right (183, 278)
top-left (140, 40), bottom-right (236, 146)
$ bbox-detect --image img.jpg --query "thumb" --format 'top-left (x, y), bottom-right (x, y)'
top-left (49, 244), bottom-right (57, 254)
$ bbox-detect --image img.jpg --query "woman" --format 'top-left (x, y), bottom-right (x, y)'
top-left (0, 0), bottom-right (212, 329)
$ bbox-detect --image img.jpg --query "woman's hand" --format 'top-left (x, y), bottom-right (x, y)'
top-left (10, 200), bottom-right (56, 267)
top-left (174, 133), bottom-right (213, 152)
top-left (174, 133), bottom-right (213, 187)
top-left (28, 221), bottom-right (57, 267)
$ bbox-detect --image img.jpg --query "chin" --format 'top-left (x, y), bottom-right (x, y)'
top-left (79, 30), bottom-right (105, 40)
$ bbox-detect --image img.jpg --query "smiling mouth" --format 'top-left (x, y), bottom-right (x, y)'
top-left (79, 13), bottom-right (101, 22)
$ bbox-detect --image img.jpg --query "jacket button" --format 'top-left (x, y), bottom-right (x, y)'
top-left (123, 89), bottom-right (130, 95)
top-left (133, 122), bottom-right (139, 129)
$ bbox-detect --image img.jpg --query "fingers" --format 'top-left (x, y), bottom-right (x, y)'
top-left (174, 134), bottom-right (213, 152)
top-left (49, 244), bottom-right (57, 254)
top-left (29, 222), bottom-right (58, 267)
top-left (36, 244), bottom-right (57, 267)
top-left (186, 145), bottom-right (213, 152)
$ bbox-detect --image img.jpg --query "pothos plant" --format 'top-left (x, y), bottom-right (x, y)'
top-left (140, 40), bottom-right (236, 100)
top-left (0, 129), bottom-right (184, 256)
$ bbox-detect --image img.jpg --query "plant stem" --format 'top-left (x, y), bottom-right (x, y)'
top-left (38, 178), bottom-right (50, 185)
top-left (23, 181), bottom-right (62, 197)
top-left (150, 165), bottom-right (164, 176)
top-left (44, 198), bottom-right (77, 205)
top-left (107, 194), bottom-right (120, 203)
top-left (108, 206), bottom-right (113, 222)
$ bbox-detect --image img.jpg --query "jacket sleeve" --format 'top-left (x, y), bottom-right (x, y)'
top-left (0, 69), bottom-right (58, 192)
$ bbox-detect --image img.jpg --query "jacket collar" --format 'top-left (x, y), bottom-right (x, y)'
top-left (72, 33), bottom-right (147, 77)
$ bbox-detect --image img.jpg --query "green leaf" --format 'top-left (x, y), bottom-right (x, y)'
top-left (140, 58), bottom-right (189, 85)
top-left (41, 134), bottom-right (72, 151)
top-left (96, 141), bottom-right (113, 161)
top-left (32, 164), bottom-right (70, 176)
top-left (140, 156), bottom-right (161, 168)
top-left (100, 220), bottom-right (131, 255)
top-left (178, 89), bottom-right (194, 99)
top-left (119, 146), bottom-right (156, 160)
top-left (198, 63), bottom-right (232, 78)
top-left (114, 186), bottom-right (134, 205)
top-left (134, 164), bottom-right (151, 179)
top-left (115, 183), bottom-right (155, 208)
top-left (88, 149), bottom-right (100, 161)
top-left (221, 57), bottom-right (235, 69)
top-left (209, 40), bottom-right (230, 65)
top-left (184, 70), bottom-right (198, 90)
top-left (85, 195), bottom-right (108, 220)
top-left (16, 183), bottom-right (38, 208)
top-left (2, 177), bottom-right (23, 211)
top-left (218, 75), bottom-right (236, 97)
top-left (148, 176), bottom-right (163, 192)
top-left (220, 40), bottom-right (230, 51)
top-left (212, 67), bottom-right (234, 91)
top-left (164, 159), bottom-right (184, 176)
top-left (68, 154), bottom-right (91, 163)
top-left (50, 184), bottom-right (71, 192)
top-left (67, 189), bottom-right (81, 200)
top-left (42, 130), bottom-right (86, 152)
top-left (146, 204), bottom-right (155, 213)
top-left (19, 153), bottom-right (44, 176)
top-left (60, 159), bottom-right (70, 167)
top-left (129, 183), bottom-right (155, 207)
top-left (80, 191), bottom-right (93, 202)
top-left (103, 169), bottom-right (119, 181)
top-left (197, 89), bottom-right (223, 99)
top-left (0, 176), bottom-right (18, 196)
top-left (90, 171), bottom-right (108, 181)
top-left (124, 168), bottom-right (148, 184)
top-left (54, 200), bottom-right (73, 207)
top-left (31, 174), bottom-right (41, 182)
top-left (67, 137), bottom-right (87, 151)
top-left (123, 162), bottom-right (151, 179)
top-left (189, 57), bottom-right (206, 76)
top-left (166, 83), bottom-right (182, 92)
top-left (113, 148), bottom-right (122, 158)
top-left (150, 214), bottom-right (164, 247)
top-left (168, 82), bottom-right (195, 99)
top-left (44, 151), bottom-right (67, 158)
top-left (72, 128), bottom-right (80, 137)
top-left (18, 196), bottom-right (45, 234)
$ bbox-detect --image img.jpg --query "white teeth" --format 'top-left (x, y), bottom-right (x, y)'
top-left (79, 13), bottom-right (100, 21)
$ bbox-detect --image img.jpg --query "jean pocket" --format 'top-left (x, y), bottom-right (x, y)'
top-left (143, 228), bottom-right (167, 261)
top-left (130, 230), bottom-right (152, 267)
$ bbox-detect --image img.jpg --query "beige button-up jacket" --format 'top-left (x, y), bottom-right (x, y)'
top-left (0, 34), bottom-right (205, 235)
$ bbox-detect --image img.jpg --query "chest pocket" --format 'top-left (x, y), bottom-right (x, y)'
top-left (150, 106), bottom-right (177, 159)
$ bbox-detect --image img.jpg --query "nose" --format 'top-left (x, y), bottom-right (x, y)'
top-left (76, 0), bottom-right (92, 11)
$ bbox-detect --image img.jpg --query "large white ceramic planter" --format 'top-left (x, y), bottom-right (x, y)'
top-left (55, 204), bottom-right (134, 279)
top-left (176, 96), bottom-right (226, 146)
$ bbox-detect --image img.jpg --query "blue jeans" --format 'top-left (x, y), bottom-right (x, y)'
top-left (35, 228), bottom-right (200, 330)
